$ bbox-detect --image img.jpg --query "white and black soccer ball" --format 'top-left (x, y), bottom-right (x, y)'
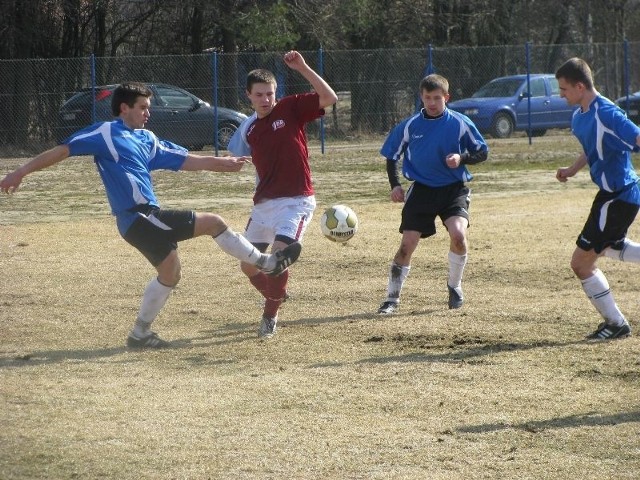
top-left (320, 204), bottom-right (358, 243)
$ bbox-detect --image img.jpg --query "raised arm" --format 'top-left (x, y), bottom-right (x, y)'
top-left (283, 50), bottom-right (338, 109)
top-left (0, 145), bottom-right (70, 194)
top-left (180, 153), bottom-right (252, 172)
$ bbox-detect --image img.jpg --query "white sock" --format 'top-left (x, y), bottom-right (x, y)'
top-left (603, 239), bottom-right (640, 263)
top-left (448, 251), bottom-right (467, 289)
top-left (133, 278), bottom-right (173, 338)
top-left (581, 269), bottom-right (626, 326)
top-left (386, 262), bottom-right (410, 303)
top-left (213, 228), bottom-right (269, 268)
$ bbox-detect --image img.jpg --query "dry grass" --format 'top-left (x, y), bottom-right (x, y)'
top-left (1, 134), bottom-right (639, 479)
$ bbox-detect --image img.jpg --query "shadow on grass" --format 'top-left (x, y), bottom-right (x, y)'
top-left (288, 308), bottom-right (439, 326)
top-left (456, 410), bottom-right (640, 433)
top-left (0, 346), bottom-right (130, 368)
top-left (354, 339), bottom-right (586, 365)
top-left (0, 326), bottom-right (259, 368)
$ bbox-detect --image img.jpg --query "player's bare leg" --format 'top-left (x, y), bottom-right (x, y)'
top-left (445, 216), bottom-right (468, 309)
top-left (378, 231), bottom-right (420, 314)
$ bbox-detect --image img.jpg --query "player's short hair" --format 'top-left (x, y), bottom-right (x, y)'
top-left (246, 69), bottom-right (276, 93)
top-left (111, 82), bottom-right (152, 116)
top-left (419, 74), bottom-right (449, 95)
top-left (555, 58), bottom-right (594, 90)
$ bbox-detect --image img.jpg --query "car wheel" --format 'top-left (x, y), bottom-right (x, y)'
top-left (491, 113), bottom-right (514, 138)
top-left (217, 122), bottom-right (238, 149)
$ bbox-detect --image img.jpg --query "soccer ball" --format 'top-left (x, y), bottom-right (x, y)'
top-left (320, 205), bottom-right (358, 243)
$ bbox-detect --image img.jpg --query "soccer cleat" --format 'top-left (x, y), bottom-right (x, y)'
top-left (265, 242), bottom-right (302, 276)
top-left (259, 315), bottom-right (278, 339)
top-left (377, 301), bottom-right (399, 315)
top-left (448, 285), bottom-right (464, 309)
top-left (126, 331), bottom-right (170, 349)
top-left (586, 321), bottom-right (631, 340)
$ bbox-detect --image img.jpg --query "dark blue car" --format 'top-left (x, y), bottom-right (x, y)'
top-left (448, 74), bottom-right (576, 138)
top-left (615, 91), bottom-right (640, 124)
top-left (55, 83), bottom-right (247, 150)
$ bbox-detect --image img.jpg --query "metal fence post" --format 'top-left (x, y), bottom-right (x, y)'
top-left (318, 46), bottom-right (325, 154)
top-left (212, 51), bottom-right (219, 155)
top-left (90, 54), bottom-right (96, 124)
top-left (623, 38), bottom-right (630, 112)
top-left (415, 44), bottom-right (435, 113)
top-left (525, 42), bottom-right (532, 145)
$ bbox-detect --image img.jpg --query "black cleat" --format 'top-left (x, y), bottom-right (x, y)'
top-left (126, 331), bottom-right (170, 349)
top-left (377, 301), bottom-right (399, 315)
top-left (448, 285), bottom-right (464, 309)
top-left (266, 242), bottom-right (302, 276)
top-left (586, 322), bottom-right (631, 340)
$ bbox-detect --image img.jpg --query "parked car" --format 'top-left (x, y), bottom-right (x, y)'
top-left (614, 91), bottom-right (640, 124)
top-left (448, 74), bottom-right (576, 138)
top-left (55, 83), bottom-right (247, 149)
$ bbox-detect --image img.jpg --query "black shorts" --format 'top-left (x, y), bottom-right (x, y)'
top-left (123, 208), bottom-right (196, 266)
top-left (400, 182), bottom-right (470, 238)
top-left (577, 191), bottom-right (639, 253)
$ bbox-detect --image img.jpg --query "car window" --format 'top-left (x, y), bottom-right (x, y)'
top-left (472, 78), bottom-right (523, 98)
top-left (154, 86), bottom-right (195, 108)
top-left (548, 78), bottom-right (561, 96)
top-left (64, 89), bottom-right (113, 109)
top-left (529, 78), bottom-right (546, 97)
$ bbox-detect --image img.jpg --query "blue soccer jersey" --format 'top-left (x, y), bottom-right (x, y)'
top-left (381, 108), bottom-right (488, 187)
top-left (64, 119), bottom-right (188, 234)
top-left (572, 96), bottom-right (640, 204)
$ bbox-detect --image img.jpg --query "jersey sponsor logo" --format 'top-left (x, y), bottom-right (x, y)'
top-left (411, 134), bottom-right (424, 139)
top-left (272, 119), bottom-right (285, 131)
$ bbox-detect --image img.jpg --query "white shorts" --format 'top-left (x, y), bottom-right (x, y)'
top-left (245, 195), bottom-right (316, 245)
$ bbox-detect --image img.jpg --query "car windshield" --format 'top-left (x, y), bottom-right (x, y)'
top-left (472, 78), bottom-right (523, 98)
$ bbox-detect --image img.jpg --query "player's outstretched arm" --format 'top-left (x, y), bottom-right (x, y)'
top-left (283, 50), bottom-right (338, 109)
top-left (181, 154), bottom-right (252, 173)
top-left (0, 145), bottom-right (70, 194)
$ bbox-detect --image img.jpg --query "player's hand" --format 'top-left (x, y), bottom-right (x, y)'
top-left (556, 167), bottom-right (573, 183)
top-left (0, 170), bottom-right (24, 194)
top-left (283, 50), bottom-right (307, 71)
top-left (445, 153), bottom-right (462, 169)
top-left (391, 185), bottom-right (405, 203)
top-left (223, 156), bottom-right (252, 172)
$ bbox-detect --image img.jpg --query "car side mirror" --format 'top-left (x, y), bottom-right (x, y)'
top-left (519, 92), bottom-right (530, 100)
top-left (189, 101), bottom-right (203, 112)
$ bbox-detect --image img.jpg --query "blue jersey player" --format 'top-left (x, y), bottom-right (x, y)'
top-left (377, 74), bottom-right (488, 314)
top-left (556, 58), bottom-right (640, 340)
top-left (0, 82), bottom-right (301, 348)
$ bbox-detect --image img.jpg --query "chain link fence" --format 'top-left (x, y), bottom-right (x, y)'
top-left (1, 42), bottom-right (638, 156)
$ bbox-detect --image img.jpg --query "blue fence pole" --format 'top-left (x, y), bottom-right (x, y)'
top-left (623, 39), bottom-right (630, 113)
top-left (415, 44), bottom-right (434, 112)
top-left (525, 42), bottom-right (532, 145)
top-left (212, 51), bottom-right (219, 154)
top-left (90, 54), bottom-right (96, 123)
top-left (318, 47), bottom-right (326, 154)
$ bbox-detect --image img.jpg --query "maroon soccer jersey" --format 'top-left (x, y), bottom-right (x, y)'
top-left (245, 93), bottom-right (324, 203)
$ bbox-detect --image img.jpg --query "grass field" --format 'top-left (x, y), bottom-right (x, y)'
top-left (1, 133), bottom-right (639, 479)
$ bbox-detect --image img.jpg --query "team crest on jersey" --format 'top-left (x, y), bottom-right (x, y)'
top-left (272, 119), bottom-right (285, 131)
